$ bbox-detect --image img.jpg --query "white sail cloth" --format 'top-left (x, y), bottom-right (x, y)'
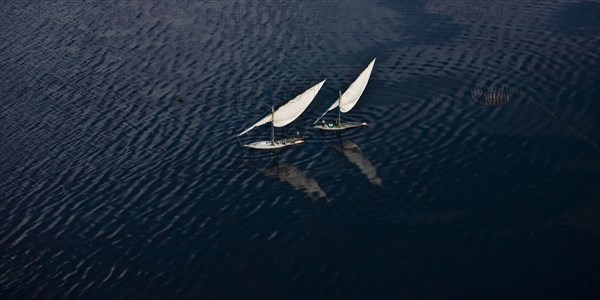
top-left (238, 80), bottom-right (326, 136)
top-left (315, 58), bottom-right (375, 122)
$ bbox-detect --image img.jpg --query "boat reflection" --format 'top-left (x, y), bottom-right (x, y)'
top-left (245, 160), bottom-right (329, 202)
top-left (330, 138), bottom-right (383, 187)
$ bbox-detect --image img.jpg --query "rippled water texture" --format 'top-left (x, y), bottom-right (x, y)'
top-left (1, 0), bottom-right (599, 299)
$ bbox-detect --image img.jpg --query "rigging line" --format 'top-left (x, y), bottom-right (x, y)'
top-left (526, 95), bottom-right (600, 153)
top-left (314, 100), bottom-right (335, 124)
top-left (249, 107), bottom-right (272, 127)
top-left (236, 107), bottom-right (272, 138)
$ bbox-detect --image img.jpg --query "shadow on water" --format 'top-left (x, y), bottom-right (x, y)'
top-left (2, 0), bottom-right (599, 298)
top-left (242, 154), bottom-right (330, 202)
top-left (328, 135), bottom-right (383, 187)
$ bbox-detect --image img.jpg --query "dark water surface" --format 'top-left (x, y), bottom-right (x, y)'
top-left (1, 0), bottom-right (599, 299)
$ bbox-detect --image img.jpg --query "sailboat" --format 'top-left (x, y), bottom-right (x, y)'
top-left (238, 80), bottom-right (326, 150)
top-left (314, 58), bottom-right (376, 131)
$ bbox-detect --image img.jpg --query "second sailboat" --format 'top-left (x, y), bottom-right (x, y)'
top-left (314, 58), bottom-right (376, 131)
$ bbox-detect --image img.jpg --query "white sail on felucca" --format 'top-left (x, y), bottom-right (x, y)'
top-left (238, 80), bottom-right (326, 150)
top-left (314, 58), bottom-right (375, 130)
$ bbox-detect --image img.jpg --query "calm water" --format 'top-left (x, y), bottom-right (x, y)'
top-left (1, 0), bottom-right (599, 299)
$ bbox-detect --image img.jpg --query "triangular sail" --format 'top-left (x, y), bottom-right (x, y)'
top-left (272, 80), bottom-right (325, 127)
top-left (340, 58), bottom-right (375, 112)
top-left (314, 58), bottom-right (375, 123)
top-left (238, 80), bottom-right (326, 136)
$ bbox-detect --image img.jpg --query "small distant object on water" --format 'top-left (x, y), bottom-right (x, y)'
top-left (471, 87), bottom-right (510, 107)
top-left (173, 95), bottom-right (184, 103)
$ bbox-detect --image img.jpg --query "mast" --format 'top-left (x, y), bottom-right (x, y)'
top-left (313, 59), bottom-right (375, 125)
top-left (271, 106), bottom-right (275, 144)
top-left (338, 90), bottom-right (342, 123)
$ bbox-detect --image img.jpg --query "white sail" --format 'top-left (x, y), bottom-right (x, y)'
top-left (273, 80), bottom-right (325, 127)
top-left (340, 58), bottom-right (375, 112)
top-left (314, 58), bottom-right (375, 123)
top-left (238, 80), bottom-right (325, 136)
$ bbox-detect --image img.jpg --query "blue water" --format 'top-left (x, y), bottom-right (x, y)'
top-left (1, 0), bottom-right (599, 299)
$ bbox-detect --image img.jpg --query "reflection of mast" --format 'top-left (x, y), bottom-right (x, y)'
top-left (331, 138), bottom-right (382, 187)
top-left (245, 160), bottom-right (329, 202)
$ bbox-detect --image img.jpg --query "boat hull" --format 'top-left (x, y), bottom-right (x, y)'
top-left (314, 122), bottom-right (368, 131)
top-left (243, 136), bottom-right (306, 150)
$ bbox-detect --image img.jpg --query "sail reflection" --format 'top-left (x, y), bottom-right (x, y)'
top-left (331, 138), bottom-right (383, 187)
top-left (248, 161), bottom-right (329, 202)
